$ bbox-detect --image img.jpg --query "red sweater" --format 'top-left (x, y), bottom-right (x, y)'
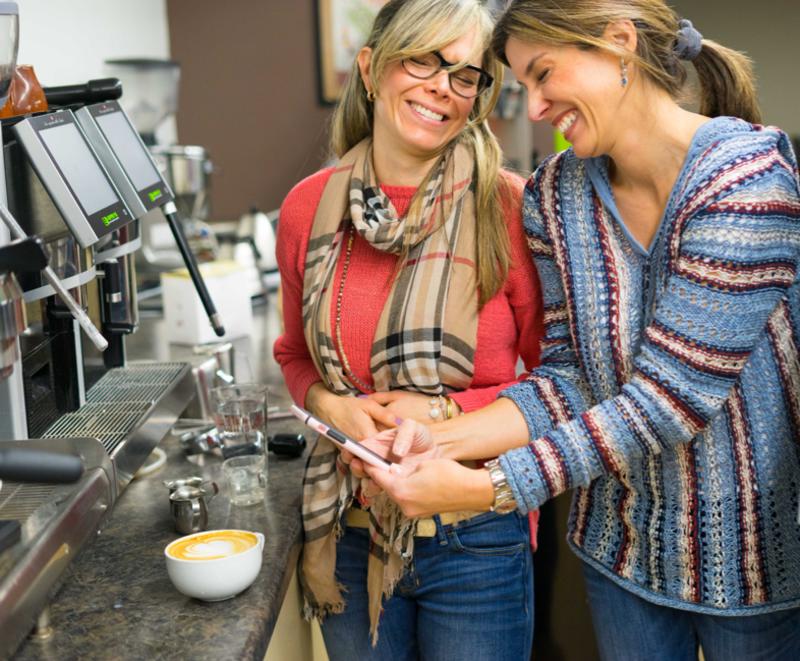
top-left (274, 167), bottom-right (544, 412)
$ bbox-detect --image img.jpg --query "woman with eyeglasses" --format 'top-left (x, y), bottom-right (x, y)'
top-left (361, 0), bottom-right (800, 658)
top-left (273, 0), bottom-right (543, 658)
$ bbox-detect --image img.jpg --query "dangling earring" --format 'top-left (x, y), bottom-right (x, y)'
top-left (620, 58), bottom-right (629, 88)
top-left (366, 89), bottom-right (375, 102)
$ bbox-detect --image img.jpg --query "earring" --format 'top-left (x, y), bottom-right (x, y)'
top-left (366, 90), bottom-right (375, 102)
top-left (620, 58), bottom-right (628, 88)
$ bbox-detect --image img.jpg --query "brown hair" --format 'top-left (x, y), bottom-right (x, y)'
top-left (491, 0), bottom-right (762, 124)
top-left (330, 0), bottom-right (513, 307)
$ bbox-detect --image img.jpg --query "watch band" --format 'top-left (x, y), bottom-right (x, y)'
top-left (485, 458), bottom-right (517, 514)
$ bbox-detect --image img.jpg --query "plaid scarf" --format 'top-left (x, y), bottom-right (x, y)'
top-left (299, 138), bottom-right (478, 644)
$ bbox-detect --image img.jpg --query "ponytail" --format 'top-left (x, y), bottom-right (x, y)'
top-left (692, 41), bottom-right (761, 123)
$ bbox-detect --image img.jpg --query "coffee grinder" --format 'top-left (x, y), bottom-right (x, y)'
top-left (105, 59), bottom-right (217, 272)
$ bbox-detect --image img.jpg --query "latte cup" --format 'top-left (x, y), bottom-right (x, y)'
top-left (164, 529), bottom-right (264, 601)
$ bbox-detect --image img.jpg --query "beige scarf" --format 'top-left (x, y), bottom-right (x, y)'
top-left (300, 138), bottom-right (478, 643)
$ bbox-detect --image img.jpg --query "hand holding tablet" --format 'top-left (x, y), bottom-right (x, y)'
top-left (290, 405), bottom-right (392, 470)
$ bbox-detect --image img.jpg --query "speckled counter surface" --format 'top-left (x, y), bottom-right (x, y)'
top-left (13, 298), bottom-right (308, 661)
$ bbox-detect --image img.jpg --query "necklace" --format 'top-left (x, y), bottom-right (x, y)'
top-left (334, 225), bottom-right (374, 393)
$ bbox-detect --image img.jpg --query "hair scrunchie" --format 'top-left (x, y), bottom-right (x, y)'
top-left (674, 18), bottom-right (703, 61)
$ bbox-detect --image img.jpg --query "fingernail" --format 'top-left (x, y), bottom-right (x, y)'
top-left (394, 417), bottom-right (403, 425)
top-left (357, 394), bottom-right (368, 399)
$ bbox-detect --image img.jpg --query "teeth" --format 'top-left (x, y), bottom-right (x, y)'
top-left (411, 102), bottom-right (444, 122)
top-left (556, 110), bottom-right (578, 134)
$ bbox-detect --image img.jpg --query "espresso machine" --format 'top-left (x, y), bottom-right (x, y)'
top-left (0, 234), bottom-right (116, 658)
top-left (0, 85), bottom-right (232, 471)
top-left (0, 1), bottom-right (233, 651)
top-left (0, 4), bottom-right (118, 653)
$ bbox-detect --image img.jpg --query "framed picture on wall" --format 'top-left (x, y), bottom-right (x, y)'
top-left (316, 0), bottom-right (388, 104)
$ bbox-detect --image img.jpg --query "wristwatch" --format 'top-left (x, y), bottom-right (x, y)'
top-left (484, 459), bottom-right (517, 514)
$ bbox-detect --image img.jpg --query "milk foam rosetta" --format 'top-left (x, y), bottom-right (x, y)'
top-left (167, 530), bottom-right (257, 561)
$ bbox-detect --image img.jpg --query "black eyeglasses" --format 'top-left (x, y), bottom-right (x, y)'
top-left (400, 51), bottom-right (494, 99)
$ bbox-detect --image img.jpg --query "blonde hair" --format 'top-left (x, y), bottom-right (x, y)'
top-left (330, 0), bottom-right (512, 307)
top-left (492, 0), bottom-right (761, 124)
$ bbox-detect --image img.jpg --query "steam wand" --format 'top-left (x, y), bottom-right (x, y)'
top-left (0, 203), bottom-right (108, 351)
top-left (161, 200), bottom-right (225, 337)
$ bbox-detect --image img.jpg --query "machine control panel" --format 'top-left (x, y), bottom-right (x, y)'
top-left (13, 110), bottom-right (133, 248)
top-left (75, 100), bottom-right (174, 218)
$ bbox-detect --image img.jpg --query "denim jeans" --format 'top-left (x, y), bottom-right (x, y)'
top-left (320, 510), bottom-right (534, 661)
top-left (583, 563), bottom-right (800, 661)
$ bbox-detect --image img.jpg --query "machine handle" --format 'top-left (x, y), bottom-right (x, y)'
top-left (0, 203), bottom-right (109, 351)
top-left (42, 78), bottom-right (122, 107)
top-left (161, 201), bottom-right (225, 337)
top-left (0, 236), bottom-right (48, 274)
top-left (0, 448), bottom-right (84, 483)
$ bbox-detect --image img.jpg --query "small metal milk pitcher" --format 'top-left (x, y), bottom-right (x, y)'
top-left (169, 484), bottom-right (216, 534)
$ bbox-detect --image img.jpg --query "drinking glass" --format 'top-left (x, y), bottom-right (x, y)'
top-left (210, 383), bottom-right (268, 459)
top-left (222, 454), bottom-right (266, 506)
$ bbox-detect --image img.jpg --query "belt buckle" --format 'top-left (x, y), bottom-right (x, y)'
top-left (415, 518), bottom-right (437, 537)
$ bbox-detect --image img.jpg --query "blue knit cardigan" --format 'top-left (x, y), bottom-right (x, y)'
top-left (501, 117), bottom-right (800, 614)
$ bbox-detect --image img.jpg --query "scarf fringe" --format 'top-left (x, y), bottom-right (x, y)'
top-left (302, 598), bottom-right (346, 623)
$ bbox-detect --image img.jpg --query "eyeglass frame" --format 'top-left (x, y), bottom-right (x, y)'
top-left (400, 51), bottom-right (494, 99)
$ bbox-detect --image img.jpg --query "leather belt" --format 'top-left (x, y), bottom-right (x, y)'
top-left (345, 507), bottom-right (484, 537)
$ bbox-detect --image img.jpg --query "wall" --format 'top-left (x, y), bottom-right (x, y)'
top-left (165, 0), bottom-right (334, 220)
top-left (662, 1), bottom-right (799, 134)
top-left (165, 0), bottom-right (800, 222)
top-left (15, 0), bottom-right (171, 86)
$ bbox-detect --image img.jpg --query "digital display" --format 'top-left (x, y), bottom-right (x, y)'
top-left (95, 111), bottom-right (162, 192)
top-left (39, 123), bottom-right (119, 216)
top-left (102, 211), bottom-right (120, 227)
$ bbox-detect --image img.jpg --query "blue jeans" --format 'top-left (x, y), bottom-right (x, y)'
top-left (583, 563), bottom-right (800, 661)
top-left (321, 511), bottom-right (534, 661)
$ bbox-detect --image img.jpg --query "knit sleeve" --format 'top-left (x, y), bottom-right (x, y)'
top-left (272, 169), bottom-right (333, 405)
top-left (500, 143), bottom-right (800, 514)
top-left (500, 161), bottom-right (596, 438)
top-left (449, 172), bottom-right (544, 413)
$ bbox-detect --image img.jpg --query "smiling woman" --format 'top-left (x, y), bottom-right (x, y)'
top-left (359, 1), bottom-right (800, 659)
top-left (273, 0), bottom-right (546, 658)
top-left (356, 27), bottom-right (483, 178)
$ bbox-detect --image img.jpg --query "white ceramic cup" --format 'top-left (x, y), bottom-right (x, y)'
top-left (164, 529), bottom-right (265, 601)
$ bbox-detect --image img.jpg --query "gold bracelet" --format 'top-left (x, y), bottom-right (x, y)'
top-left (445, 396), bottom-right (453, 420)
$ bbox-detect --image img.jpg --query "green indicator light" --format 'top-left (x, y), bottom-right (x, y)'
top-left (148, 188), bottom-right (162, 202)
top-left (102, 211), bottom-right (119, 227)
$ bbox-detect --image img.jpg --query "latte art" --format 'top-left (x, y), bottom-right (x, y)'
top-left (167, 530), bottom-right (257, 561)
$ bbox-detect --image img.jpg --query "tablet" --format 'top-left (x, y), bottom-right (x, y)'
top-left (290, 405), bottom-right (392, 470)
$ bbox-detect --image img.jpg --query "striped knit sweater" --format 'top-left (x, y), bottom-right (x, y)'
top-left (500, 116), bottom-right (800, 614)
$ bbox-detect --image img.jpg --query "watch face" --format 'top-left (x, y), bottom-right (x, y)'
top-left (487, 460), bottom-right (517, 514)
top-left (492, 498), bottom-right (518, 515)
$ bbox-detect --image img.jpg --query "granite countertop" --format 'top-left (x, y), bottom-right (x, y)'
top-left (13, 297), bottom-right (308, 660)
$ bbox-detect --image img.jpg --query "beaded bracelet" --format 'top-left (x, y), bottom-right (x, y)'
top-left (428, 395), bottom-right (444, 420)
top-left (429, 395), bottom-right (459, 420)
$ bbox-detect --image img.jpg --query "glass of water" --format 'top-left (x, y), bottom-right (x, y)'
top-left (210, 383), bottom-right (268, 459)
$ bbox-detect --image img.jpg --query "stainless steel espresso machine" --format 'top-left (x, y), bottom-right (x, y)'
top-left (0, 234), bottom-right (116, 658)
top-left (0, 3), bottom-right (226, 654)
top-left (0, 94), bottom-right (199, 457)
